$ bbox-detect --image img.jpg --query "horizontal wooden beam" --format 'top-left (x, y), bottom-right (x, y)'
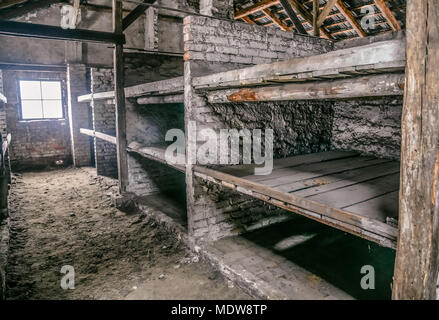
top-left (193, 39), bottom-right (406, 90)
top-left (127, 142), bottom-right (185, 172)
top-left (137, 94), bottom-right (184, 104)
top-left (234, 0), bottom-right (280, 20)
top-left (80, 128), bottom-right (116, 145)
top-left (78, 76), bottom-right (184, 102)
top-left (0, 20), bottom-right (125, 44)
top-left (206, 73), bottom-right (404, 103)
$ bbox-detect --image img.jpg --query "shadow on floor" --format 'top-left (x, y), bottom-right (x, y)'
top-left (242, 215), bottom-right (395, 300)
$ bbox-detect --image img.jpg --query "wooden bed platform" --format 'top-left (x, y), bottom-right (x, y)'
top-left (194, 151), bottom-right (399, 249)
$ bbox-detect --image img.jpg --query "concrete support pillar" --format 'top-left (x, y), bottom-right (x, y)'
top-left (67, 64), bottom-right (91, 167)
top-left (200, 0), bottom-right (234, 20)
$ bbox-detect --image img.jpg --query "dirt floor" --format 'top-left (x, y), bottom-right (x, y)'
top-left (5, 167), bottom-right (251, 300)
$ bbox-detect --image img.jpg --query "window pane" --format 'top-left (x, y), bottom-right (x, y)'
top-left (21, 100), bottom-right (43, 119)
top-left (41, 81), bottom-right (62, 100)
top-left (42, 100), bottom-right (63, 118)
top-left (19, 81), bottom-right (41, 100)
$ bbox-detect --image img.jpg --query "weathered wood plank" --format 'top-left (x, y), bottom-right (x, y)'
top-left (392, 0), bottom-right (439, 300)
top-left (137, 94), bottom-right (184, 105)
top-left (80, 128), bottom-right (116, 145)
top-left (193, 40), bottom-right (406, 89)
top-left (206, 73), bottom-right (404, 103)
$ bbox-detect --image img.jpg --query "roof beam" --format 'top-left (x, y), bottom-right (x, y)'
top-left (374, 0), bottom-right (401, 31)
top-left (317, 0), bottom-right (338, 27)
top-left (335, 0), bottom-right (366, 37)
top-left (262, 8), bottom-right (290, 31)
top-left (287, 0), bottom-right (332, 38)
top-left (0, 20), bottom-right (125, 44)
top-left (279, 0), bottom-right (308, 34)
top-left (122, 0), bottom-right (156, 31)
top-left (234, 0), bottom-right (280, 20)
top-left (312, 0), bottom-right (320, 36)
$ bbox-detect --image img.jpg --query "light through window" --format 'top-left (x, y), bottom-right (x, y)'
top-left (19, 80), bottom-right (64, 120)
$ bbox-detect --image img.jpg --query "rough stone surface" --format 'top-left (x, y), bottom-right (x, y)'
top-left (332, 97), bottom-right (403, 160)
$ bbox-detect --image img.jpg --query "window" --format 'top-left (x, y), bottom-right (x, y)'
top-left (19, 80), bottom-right (64, 120)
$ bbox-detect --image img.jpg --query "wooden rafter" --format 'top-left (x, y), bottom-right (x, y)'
top-left (262, 8), bottom-right (290, 31)
top-left (374, 0), bottom-right (401, 31)
top-left (241, 15), bottom-right (256, 24)
top-left (279, 0), bottom-right (308, 34)
top-left (234, 0), bottom-right (279, 20)
top-left (288, 0), bottom-right (332, 38)
top-left (335, 0), bottom-right (366, 37)
top-left (312, 0), bottom-right (320, 36)
top-left (317, 0), bottom-right (338, 27)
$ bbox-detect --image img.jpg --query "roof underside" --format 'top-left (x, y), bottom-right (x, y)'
top-left (0, 0), bottom-right (406, 41)
top-left (235, 0), bottom-right (406, 41)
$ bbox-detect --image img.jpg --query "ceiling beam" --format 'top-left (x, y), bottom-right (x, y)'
top-left (279, 0), bottom-right (308, 34)
top-left (312, 0), bottom-right (320, 36)
top-left (234, 0), bottom-right (280, 20)
top-left (374, 0), bottom-right (401, 31)
top-left (0, 20), bottom-right (125, 44)
top-left (288, 0), bottom-right (332, 38)
top-left (335, 0), bottom-right (366, 37)
top-left (317, 0), bottom-right (338, 27)
top-left (122, 0), bottom-right (156, 31)
top-left (262, 8), bottom-right (290, 31)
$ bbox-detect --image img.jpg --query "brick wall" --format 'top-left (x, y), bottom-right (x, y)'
top-left (90, 68), bottom-right (118, 178)
top-left (184, 15), bottom-right (333, 244)
top-left (2, 70), bottom-right (72, 170)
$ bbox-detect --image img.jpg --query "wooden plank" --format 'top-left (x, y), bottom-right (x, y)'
top-left (217, 150), bottom-right (360, 177)
top-left (127, 141), bottom-right (185, 173)
top-left (193, 39), bottom-right (406, 89)
top-left (113, 0), bottom-right (129, 193)
top-left (317, 0), bottom-right (338, 27)
top-left (246, 156), bottom-right (389, 185)
top-left (343, 191), bottom-right (399, 222)
top-left (374, 0), bottom-right (401, 31)
top-left (335, 0), bottom-right (367, 37)
top-left (287, 160), bottom-right (400, 196)
top-left (194, 165), bottom-right (398, 242)
top-left (393, 0), bottom-right (439, 300)
top-left (307, 172), bottom-right (400, 210)
top-left (206, 73), bottom-right (404, 103)
top-left (234, 0), bottom-right (280, 20)
top-left (80, 128), bottom-right (117, 145)
top-left (77, 76), bottom-right (184, 102)
top-left (279, 0), bottom-right (308, 35)
top-left (137, 94), bottom-right (184, 105)
top-left (288, 0), bottom-right (332, 38)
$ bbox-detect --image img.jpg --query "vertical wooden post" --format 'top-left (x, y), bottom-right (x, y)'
top-left (393, 0), bottom-right (439, 300)
top-left (112, 0), bottom-right (128, 193)
top-left (313, 0), bottom-right (320, 37)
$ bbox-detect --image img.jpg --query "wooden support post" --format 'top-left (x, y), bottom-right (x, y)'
top-left (113, 0), bottom-right (128, 193)
top-left (393, 0), bottom-right (439, 300)
top-left (312, 0), bottom-right (320, 36)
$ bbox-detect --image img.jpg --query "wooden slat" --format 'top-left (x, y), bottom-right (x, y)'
top-left (137, 94), bottom-right (184, 105)
top-left (80, 128), bottom-right (117, 145)
top-left (374, 0), bottom-right (401, 31)
top-left (194, 164), bottom-right (398, 246)
top-left (234, 0), bottom-right (280, 20)
top-left (193, 40), bottom-right (405, 89)
top-left (344, 191), bottom-right (399, 222)
top-left (127, 141), bottom-right (185, 172)
top-left (279, 0), bottom-right (308, 34)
